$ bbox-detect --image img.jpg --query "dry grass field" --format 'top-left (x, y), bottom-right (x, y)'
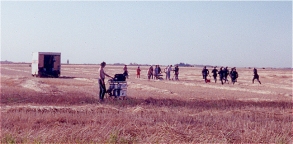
top-left (1, 64), bottom-right (292, 143)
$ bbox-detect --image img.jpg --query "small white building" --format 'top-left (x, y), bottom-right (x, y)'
top-left (32, 52), bottom-right (61, 77)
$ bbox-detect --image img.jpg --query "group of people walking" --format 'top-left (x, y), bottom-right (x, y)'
top-left (98, 62), bottom-right (262, 102)
top-left (202, 66), bottom-right (261, 85)
top-left (203, 66), bottom-right (239, 85)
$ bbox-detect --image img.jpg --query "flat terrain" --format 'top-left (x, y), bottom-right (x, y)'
top-left (1, 64), bottom-right (292, 143)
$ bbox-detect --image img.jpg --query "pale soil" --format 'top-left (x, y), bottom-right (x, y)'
top-left (1, 64), bottom-right (292, 143)
top-left (1, 63), bottom-right (292, 113)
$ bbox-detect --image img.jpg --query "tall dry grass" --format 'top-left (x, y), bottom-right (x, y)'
top-left (1, 64), bottom-right (292, 143)
top-left (1, 90), bottom-right (292, 143)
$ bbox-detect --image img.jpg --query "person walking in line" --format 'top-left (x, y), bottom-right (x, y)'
top-left (229, 68), bottom-right (233, 80)
top-left (123, 65), bottom-right (128, 79)
top-left (252, 68), bottom-right (261, 84)
top-left (231, 67), bottom-right (238, 85)
top-left (202, 66), bottom-right (209, 83)
top-left (98, 62), bottom-right (113, 102)
top-left (211, 67), bottom-right (218, 83)
top-left (148, 66), bottom-right (153, 81)
top-left (218, 67), bottom-right (225, 85)
top-left (174, 65), bottom-right (179, 80)
top-left (136, 66), bottom-right (141, 78)
top-left (224, 66), bottom-right (229, 83)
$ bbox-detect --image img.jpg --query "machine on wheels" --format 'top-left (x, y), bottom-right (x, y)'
top-left (106, 74), bottom-right (127, 99)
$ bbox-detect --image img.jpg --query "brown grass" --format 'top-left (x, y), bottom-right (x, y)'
top-left (1, 64), bottom-right (292, 143)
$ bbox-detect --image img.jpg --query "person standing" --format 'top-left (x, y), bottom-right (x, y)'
top-left (174, 65), bottom-right (179, 80)
top-left (164, 65), bottom-right (169, 80)
top-left (252, 68), bottom-right (261, 84)
top-left (147, 66), bottom-right (153, 81)
top-left (136, 66), bottom-right (141, 78)
top-left (158, 65), bottom-right (162, 74)
top-left (231, 67), bottom-right (238, 85)
top-left (211, 67), bottom-right (218, 83)
top-left (167, 65), bottom-right (173, 80)
top-left (123, 65), bottom-right (128, 79)
top-left (202, 66), bottom-right (209, 83)
top-left (98, 62), bottom-right (113, 102)
top-left (154, 65), bottom-right (159, 79)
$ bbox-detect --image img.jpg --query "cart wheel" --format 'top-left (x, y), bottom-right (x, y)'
top-left (106, 92), bottom-right (111, 99)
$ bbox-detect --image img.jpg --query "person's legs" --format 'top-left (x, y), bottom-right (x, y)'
top-left (232, 78), bottom-right (235, 84)
top-left (214, 76), bottom-right (217, 83)
top-left (99, 79), bottom-right (106, 101)
top-left (99, 86), bottom-right (102, 100)
top-left (256, 75), bottom-right (261, 84)
top-left (257, 78), bottom-right (261, 84)
top-left (101, 84), bottom-right (106, 100)
top-left (220, 76), bottom-right (224, 85)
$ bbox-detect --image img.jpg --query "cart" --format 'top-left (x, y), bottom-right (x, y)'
top-left (106, 74), bottom-right (127, 98)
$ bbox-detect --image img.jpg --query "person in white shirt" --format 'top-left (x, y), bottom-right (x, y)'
top-left (98, 62), bottom-right (113, 102)
top-left (164, 65), bottom-right (169, 80)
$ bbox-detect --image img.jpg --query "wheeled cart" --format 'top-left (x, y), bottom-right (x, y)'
top-left (106, 74), bottom-right (127, 98)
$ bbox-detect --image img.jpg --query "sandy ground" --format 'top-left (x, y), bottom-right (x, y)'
top-left (1, 64), bottom-right (292, 143)
top-left (1, 64), bottom-right (291, 108)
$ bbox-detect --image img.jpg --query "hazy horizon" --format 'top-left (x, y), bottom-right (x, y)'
top-left (1, 1), bottom-right (292, 68)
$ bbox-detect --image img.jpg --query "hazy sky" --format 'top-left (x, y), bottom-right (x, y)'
top-left (1, 1), bottom-right (292, 68)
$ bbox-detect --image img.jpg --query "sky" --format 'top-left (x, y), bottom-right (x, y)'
top-left (1, 1), bottom-right (292, 68)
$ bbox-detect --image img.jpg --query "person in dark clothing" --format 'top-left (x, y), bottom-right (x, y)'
top-left (202, 66), bottom-right (209, 83)
top-left (231, 67), bottom-right (238, 85)
top-left (224, 66), bottom-right (229, 83)
top-left (218, 67), bottom-right (225, 85)
top-left (211, 67), bottom-right (218, 83)
top-left (174, 65), bottom-right (179, 80)
top-left (158, 65), bottom-right (161, 74)
top-left (123, 65), bottom-right (128, 79)
top-left (252, 68), bottom-right (261, 84)
top-left (149, 66), bottom-right (154, 79)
